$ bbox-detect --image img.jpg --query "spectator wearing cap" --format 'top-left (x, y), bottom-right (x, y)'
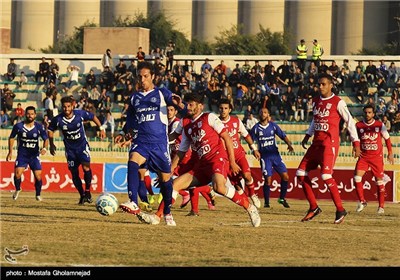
top-left (311, 39), bottom-right (324, 68)
top-left (296, 39), bottom-right (308, 73)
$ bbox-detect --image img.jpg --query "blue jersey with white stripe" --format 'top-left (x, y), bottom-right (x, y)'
top-left (125, 86), bottom-right (174, 145)
top-left (250, 121), bottom-right (287, 155)
top-left (9, 121), bottom-right (48, 158)
top-left (48, 109), bottom-right (94, 151)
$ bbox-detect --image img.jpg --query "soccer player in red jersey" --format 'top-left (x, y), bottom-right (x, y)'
top-left (218, 98), bottom-right (261, 208)
top-left (296, 73), bottom-right (361, 224)
top-left (167, 105), bottom-right (215, 215)
top-left (354, 104), bottom-right (394, 214)
top-left (147, 93), bottom-right (261, 227)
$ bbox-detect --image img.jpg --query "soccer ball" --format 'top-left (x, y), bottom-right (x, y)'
top-left (96, 193), bottom-right (119, 216)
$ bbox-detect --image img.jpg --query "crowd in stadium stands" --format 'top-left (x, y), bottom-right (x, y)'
top-left (1, 54), bottom-right (400, 136)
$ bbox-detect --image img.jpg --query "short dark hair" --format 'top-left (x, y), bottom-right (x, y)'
top-left (218, 98), bottom-right (233, 110)
top-left (318, 73), bottom-right (333, 83)
top-left (61, 95), bottom-right (75, 105)
top-left (363, 104), bottom-right (376, 113)
top-left (184, 93), bottom-right (204, 104)
top-left (137, 61), bottom-right (155, 75)
top-left (25, 106), bottom-right (36, 113)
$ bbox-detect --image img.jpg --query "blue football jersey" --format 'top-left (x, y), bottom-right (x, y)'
top-left (125, 86), bottom-right (174, 145)
top-left (48, 109), bottom-right (94, 151)
top-left (250, 121), bottom-right (287, 155)
top-left (9, 121), bottom-right (48, 157)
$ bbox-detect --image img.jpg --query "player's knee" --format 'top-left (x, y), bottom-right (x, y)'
top-left (321, 174), bottom-right (332, 181)
top-left (354, 175), bottom-right (362, 183)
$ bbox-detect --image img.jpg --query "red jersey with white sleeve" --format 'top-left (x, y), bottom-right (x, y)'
top-left (221, 115), bottom-right (248, 160)
top-left (306, 94), bottom-right (359, 147)
top-left (179, 112), bottom-right (228, 162)
top-left (356, 119), bottom-right (391, 159)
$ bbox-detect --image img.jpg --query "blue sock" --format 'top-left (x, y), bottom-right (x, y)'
top-left (34, 179), bottom-right (42, 196)
top-left (138, 180), bottom-right (149, 203)
top-left (160, 179), bottom-right (173, 215)
top-left (263, 184), bottom-right (270, 205)
top-left (14, 177), bottom-right (21, 191)
top-left (280, 180), bottom-right (288, 199)
top-left (127, 161), bottom-right (139, 204)
top-left (83, 169), bottom-right (92, 192)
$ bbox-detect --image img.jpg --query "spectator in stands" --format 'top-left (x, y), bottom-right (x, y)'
top-left (63, 65), bottom-right (80, 92)
top-left (201, 58), bottom-right (213, 74)
top-left (1, 109), bottom-right (9, 128)
top-left (115, 59), bottom-right (127, 83)
top-left (151, 47), bottom-right (164, 60)
top-left (214, 60), bottom-right (227, 75)
top-left (154, 57), bottom-right (166, 77)
top-left (99, 66), bottom-right (114, 92)
top-left (102, 49), bottom-right (113, 70)
top-left (165, 41), bottom-right (175, 72)
top-left (382, 114), bottom-right (391, 132)
top-left (294, 95), bottom-right (306, 122)
top-left (4, 58), bottom-right (17, 81)
top-left (245, 113), bottom-right (258, 131)
top-left (88, 86), bottom-right (101, 109)
top-left (317, 60), bottom-right (328, 74)
top-left (136, 47), bottom-right (145, 62)
top-left (388, 62), bottom-right (399, 87)
top-left (392, 111), bottom-right (400, 133)
top-left (17, 71), bottom-right (28, 88)
top-left (277, 60), bottom-right (291, 86)
top-left (44, 91), bottom-right (55, 120)
top-left (377, 60), bottom-right (388, 80)
top-left (375, 77), bottom-right (389, 103)
top-left (307, 61), bottom-right (318, 79)
top-left (12, 103), bottom-right (24, 125)
top-left (1, 83), bottom-right (15, 113)
top-left (100, 110), bottom-right (115, 139)
top-left (127, 60), bottom-right (137, 81)
top-left (85, 69), bottom-right (97, 90)
top-left (376, 98), bottom-right (387, 121)
top-left (386, 98), bottom-right (399, 124)
top-left (35, 57), bottom-right (50, 83)
top-left (48, 58), bottom-right (60, 86)
top-left (365, 60), bottom-right (378, 86)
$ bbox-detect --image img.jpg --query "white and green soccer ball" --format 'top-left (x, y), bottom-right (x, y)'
top-left (96, 193), bottom-right (119, 216)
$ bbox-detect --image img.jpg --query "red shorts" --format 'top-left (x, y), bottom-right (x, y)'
top-left (355, 155), bottom-right (384, 178)
top-left (298, 144), bottom-right (338, 175)
top-left (228, 154), bottom-right (251, 186)
top-left (190, 157), bottom-right (229, 186)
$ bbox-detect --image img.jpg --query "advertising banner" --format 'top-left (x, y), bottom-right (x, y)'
top-left (251, 168), bottom-right (394, 202)
top-left (0, 161), bottom-right (103, 193)
top-left (104, 163), bottom-right (160, 194)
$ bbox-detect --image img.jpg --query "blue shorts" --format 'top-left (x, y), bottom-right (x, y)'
top-left (260, 154), bottom-right (287, 177)
top-left (129, 142), bottom-right (171, 174)
top-left (15, 154), bottom-right (42, 171)
top-left (65, 144), bottom-right (91, 169)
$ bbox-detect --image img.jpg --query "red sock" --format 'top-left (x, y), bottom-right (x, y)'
top-left (198, 185), bottom-right (212, 204)
top-left (189, 188), bottom-right (200, 213)
top-left (144, 175), bottom-right (154, 195)
top-left (377, 184), bottom-right (385, 208)
top-left (246, 181), bottom-right (255, 196)
top-left (155, 198), bottom-right (175, 217)
top-left (179, 190), bottom-right (189, 197)
top-left (298, 175), bottom-right (318, 210)
top-left (231, 191), bottom-right (250, 209)
top-left (324, 178), bottom-right (344, 211)
top-left (355, 181), bottom-right (365, 202)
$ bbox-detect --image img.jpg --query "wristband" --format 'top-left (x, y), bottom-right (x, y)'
top-left (250, 143), bottom-right (258, 151)
top-left (41, 147), bottom-right (47, 151)
top-left (99, 126), bottom-right (105, 131)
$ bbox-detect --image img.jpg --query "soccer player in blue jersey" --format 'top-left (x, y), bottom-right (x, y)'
top-left (7, 106), bottom-right (49, 201)
top-left (47, 96), bottom-right (105, 204)
top-left (118, 61), bottom-right (182, 226)
top-left (250, 107), bottom-right (294, 208)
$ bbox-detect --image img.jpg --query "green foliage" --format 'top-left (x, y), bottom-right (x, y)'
top-left (40, 12), bottom-right (292, 56)
top-left (41, 20), bottom-right (98, 54)
top-left (354, 42), bottom-right (400, 55)
top-left (213, 24), bottom-right (290, 55)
